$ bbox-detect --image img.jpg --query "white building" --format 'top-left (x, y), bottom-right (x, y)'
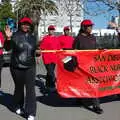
top-left (38, 0), bottom-right (84, 37)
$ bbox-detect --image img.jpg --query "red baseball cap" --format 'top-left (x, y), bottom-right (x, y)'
top-left (63, 26), bottom-right (70, 31)
top-left (81, 19), bottom-right (94, 26)
top-left (48, 25), bottom-right (56, 30)
top-left (19, 17), bottom-right (33, 24)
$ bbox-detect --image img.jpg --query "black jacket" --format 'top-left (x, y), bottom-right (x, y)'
top-left (72, 34), bottom-right (96, 49)
top-left (10, 31), bottom-right (37, 68)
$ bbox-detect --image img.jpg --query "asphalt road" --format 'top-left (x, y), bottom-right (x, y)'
top-left (0, 58), bottom-right (120, 120)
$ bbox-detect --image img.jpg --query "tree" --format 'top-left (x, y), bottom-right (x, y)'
top-left (79, 0), bottom-right (120, 27)
top-left (14, 0), bottom-right (58, 38)
top-left (96, 0), bottom-right (120, 27)
top-left (0, 0), bottom-right (15, 20)
top-left (0, 0), bottom-right (16, 31)
top-left (63, 0), bottom-right (82, 33)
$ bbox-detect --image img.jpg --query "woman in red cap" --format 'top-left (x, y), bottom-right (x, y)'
top-left (58, 26), bottom-right (74, 49)
top-left (72, 19), bottom-right (103, 114)
top-left (40, 25), bottom-right (60, 92)
top-left (5, 17), bottom-right (37, 120)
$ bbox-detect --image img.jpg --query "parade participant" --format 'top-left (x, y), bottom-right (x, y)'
top-left (72, 19), bottom-right (103, 114)
top-left (40, 25), bottom-right (60, 92)
top-left (5, 17), bottom-right (37, 120)
top-left (58, 26), bottom-right (74, 49)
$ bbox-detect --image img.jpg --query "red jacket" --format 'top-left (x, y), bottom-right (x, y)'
top-left (0, 32), bottom-right (4, 55)
top-left (58, 35), bottom-right (74, 49)
top-left (40, 35), bottom-right (61, 64)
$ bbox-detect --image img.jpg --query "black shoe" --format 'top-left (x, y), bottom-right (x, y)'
top-left (93, 106), bottom-right (104, 114)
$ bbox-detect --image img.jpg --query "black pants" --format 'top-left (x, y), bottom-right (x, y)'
top-left (45, 63), bottom-right (56, 88)
top-left (10, 66), bottom-right (36, 116)
top-left (0, 55), bottom-right (4, 88)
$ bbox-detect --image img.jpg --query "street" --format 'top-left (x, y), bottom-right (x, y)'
top-left (0, 58), bottom-right (120, 120)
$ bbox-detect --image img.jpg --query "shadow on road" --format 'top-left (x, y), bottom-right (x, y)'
top-left (0, 92), bottom-right (14, 112)
top-left (37, 92), bottom-right (120, 114)
top-left (37, 92), bottom-right (78, 107)
top-left (37, 93), bottom-right (120, 107)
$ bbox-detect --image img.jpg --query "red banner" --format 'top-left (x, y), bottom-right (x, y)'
top-left (56, 50), bottom-right (120, 98)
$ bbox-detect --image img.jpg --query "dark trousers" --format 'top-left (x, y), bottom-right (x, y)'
top-left (45, 63), bottom-right (56, 88)
top-left (10, 66), bottom-right (36, 116)
top-left (0, 55), bottom-right (4, 88)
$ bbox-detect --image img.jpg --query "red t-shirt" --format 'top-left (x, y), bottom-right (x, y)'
top-left (40, 35), bottom-right (61, 64)
top-left (58, 35), bottom-right (74, 49)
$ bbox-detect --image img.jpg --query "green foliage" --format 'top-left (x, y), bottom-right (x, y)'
top-left (0, 1), bottom-right (16, 21)
top-left (0, 0), bottom-right (16, 32)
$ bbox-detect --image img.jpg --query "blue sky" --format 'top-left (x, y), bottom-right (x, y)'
top-left (86, 14), bottom-right (109, 29)
top-left (84, 2), bottom-right (118, 29)
top-left (86, 12), bottom-right (118, 29)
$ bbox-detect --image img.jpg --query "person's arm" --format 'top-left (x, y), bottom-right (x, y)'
top-left (4, 25), bottom-right (13, 51)
top-left (4, 25), bottom-right (13, 40)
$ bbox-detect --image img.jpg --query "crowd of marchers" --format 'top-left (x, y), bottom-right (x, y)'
top-left (0, 17), bottom-right (119, 120)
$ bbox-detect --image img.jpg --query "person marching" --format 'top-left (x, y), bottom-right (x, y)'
top-left (72, 19), bottom-right (103, 114)
top-left (5, 17), bottom-right (37, 120)
top-left (40, 25), bottom-right (60, 92)
top-left (58, 26), bottom-right (74, 49)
